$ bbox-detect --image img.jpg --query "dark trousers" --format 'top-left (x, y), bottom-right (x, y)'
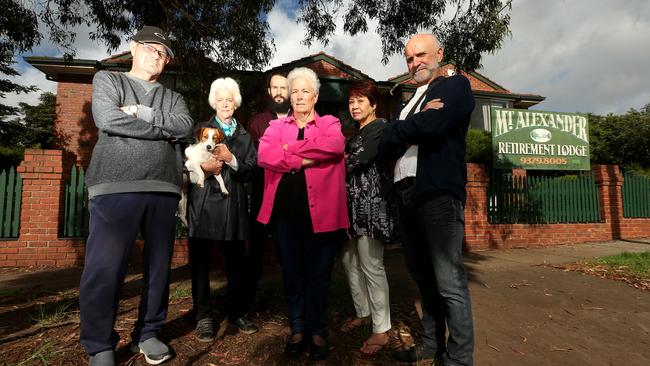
top-left (245, 218), bottom-right (267, 306)
top-left (189, 238), bottom-right (248, 321)
top-left (272, 218), bottom-right (340, 338)
top-left (394, 187), bottom-right (474, 366)
top-left (79, 192), bottom-right (179, 356)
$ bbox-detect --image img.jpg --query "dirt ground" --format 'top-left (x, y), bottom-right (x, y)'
top-left (0, 239), bottom-right (649, 366)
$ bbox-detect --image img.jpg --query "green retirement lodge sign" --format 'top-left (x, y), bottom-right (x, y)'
top-left (491, 107), bottom-right (590, 170)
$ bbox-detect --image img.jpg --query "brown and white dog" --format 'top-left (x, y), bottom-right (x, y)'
top-left (184, 127), bottom-right (229, 194)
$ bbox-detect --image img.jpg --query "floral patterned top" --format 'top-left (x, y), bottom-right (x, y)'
top-left (345, 118), bottom-right (394, 243)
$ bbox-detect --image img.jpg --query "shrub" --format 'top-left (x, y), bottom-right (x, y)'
top-left (465, 128), bottom-right (492, 164)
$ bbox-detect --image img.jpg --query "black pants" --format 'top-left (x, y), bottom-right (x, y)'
top-left (245, 219), bottom-right (268, 306)
top-left (189, 238), bottom-right (248, 322)
top-left (246, 174), bottom-right (268, 307)
top-left (79, 192), bottom-right (179, 356)
top-left (273, 218), bottom-right (341, 338)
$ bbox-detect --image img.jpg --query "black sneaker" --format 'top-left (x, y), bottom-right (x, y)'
top-left (194, 317), bottom-right (215, 342)
top-left (308, 338), bottom-right (329, 361)
top-left (229, 316), bottom-right (259, 334)
top-left (284, 335), bottom-right (305, 358)
top-left (392, 344), bottom-right (438, 363)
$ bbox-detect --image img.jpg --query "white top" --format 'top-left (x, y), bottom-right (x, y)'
top-left (394, 84), bottom-right (429, 183)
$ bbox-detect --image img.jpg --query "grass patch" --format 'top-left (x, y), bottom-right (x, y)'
top-left (7, 342), bottom-right (58, 366)
top-left (31, 301), bottom-right (77, 327)
top-left (169, 285), bottom-right (192, 299)
top-left (589, 251), bottom-right (650, 278)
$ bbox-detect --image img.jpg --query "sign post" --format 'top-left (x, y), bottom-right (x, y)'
top-left (491, 107), bottom-right (590, 170)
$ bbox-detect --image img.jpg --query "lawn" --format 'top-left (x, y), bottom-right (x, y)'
top-left (557, 251), bottom-right (650, 291)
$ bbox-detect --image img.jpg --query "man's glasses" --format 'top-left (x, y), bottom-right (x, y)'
top-left (137, 42), bottom-right (169, 60)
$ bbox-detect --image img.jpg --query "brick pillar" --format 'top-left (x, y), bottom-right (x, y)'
top-left (14, 149), bottom-right (72, 266)
top-left (593, 164), bottom-right (623, 239)
top-left (511, 168), bottom-right (527, 178)
top-left (464, 163), bottom-right (490, 250)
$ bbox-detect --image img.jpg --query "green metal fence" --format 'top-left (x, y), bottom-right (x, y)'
top-left (0, 167), bottom-right (22, 238)
top-left (63, 165), bottom-right (187, 238)
top-left (487, 171), bottom-right (601, 224)
top-left (622, 171), bottom-right (650, 218)
top-left (64, 165), bottom-right (89, 237)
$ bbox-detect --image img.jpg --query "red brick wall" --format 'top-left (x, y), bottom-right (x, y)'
top-left (464, 163), bottom-right (650, 250)
top-left (0, 149), bottom-right (191, 267)
top-left (54, 75), bottom-right (97, 167)
top-left (1, 152), bottom-right (648, 267)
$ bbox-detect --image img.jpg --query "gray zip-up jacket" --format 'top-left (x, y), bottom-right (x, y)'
top-left (86, 71), bottom-right (194, 198)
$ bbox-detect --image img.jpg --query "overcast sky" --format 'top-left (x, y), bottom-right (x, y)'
top-left (6, 0), bottom-right (650, 115)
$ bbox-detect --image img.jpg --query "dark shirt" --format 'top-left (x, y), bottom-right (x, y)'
top-left (379, 75), bottom-right (475, 204)
top-left (271, 127), bottom-right (310, 221)
top-left (248, 110), bottom-right (279, 148)
top-left (248, 110), bottom-right (282, 218)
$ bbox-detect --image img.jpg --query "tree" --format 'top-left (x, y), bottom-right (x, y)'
top-left (589, 103), bottom-right (650, 170)
top-left (298, 0), bottom-right (512, 71)
top-left (0, 91), bottom-right (56, 169)
top-left (8, 0), bottom-right (510, 71)
top-left (1, 0), bottom-right (41, 121)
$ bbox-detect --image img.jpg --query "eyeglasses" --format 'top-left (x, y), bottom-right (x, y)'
top-left (137, 42), bottom-right (169, 60)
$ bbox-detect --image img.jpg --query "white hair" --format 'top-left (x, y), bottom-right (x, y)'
top-left (208, 77), bottom-right (242, 110)
top-left (287, 67), bottom-right (320, 94)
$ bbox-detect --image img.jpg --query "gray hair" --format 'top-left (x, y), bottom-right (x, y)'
top-left (287, 67), bottom-right (320, 94)
top-left (208, 77), bottom-right (242, 110)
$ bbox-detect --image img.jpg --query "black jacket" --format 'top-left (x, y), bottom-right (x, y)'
top-left (379, 75), bottom-right (475, 204)
top-left (187, 119), bottom-right (257, 240)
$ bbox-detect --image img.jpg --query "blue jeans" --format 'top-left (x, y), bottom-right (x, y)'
top-left (272, 218), bottom-right (341, 338)
top-left (394, 187), bottom-right (474, 366)
top-left (79, 193), bottom-right (178, 355)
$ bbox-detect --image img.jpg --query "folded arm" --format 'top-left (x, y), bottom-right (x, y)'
top-left (384, 76), bottom-right (474, 146)
top-left (258, 123), bottom-right (304, 173)
top-left (91, 71), bottom-right (193, 140)
top-left (285, 118), bottom-right (345, 162)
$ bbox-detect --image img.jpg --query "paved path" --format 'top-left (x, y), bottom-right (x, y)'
top-left (447, 239), bottom-right (649, 366)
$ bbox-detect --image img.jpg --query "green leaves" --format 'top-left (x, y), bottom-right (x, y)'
top-left (296, 0), bottom-right (512, 71)
top-left (589, 103), bottom-right (650, 169)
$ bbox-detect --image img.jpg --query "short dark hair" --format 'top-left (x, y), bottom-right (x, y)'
top-left (348, 80), bottom-right (379, 107)
top-left (267, 72), bottom-right (287, 88)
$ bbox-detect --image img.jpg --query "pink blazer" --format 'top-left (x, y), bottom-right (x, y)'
top-left (257, 112), bottom-right (349, 233)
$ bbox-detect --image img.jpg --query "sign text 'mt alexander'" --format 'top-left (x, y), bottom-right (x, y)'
top-left (493, 109), bottom-right (589, 142)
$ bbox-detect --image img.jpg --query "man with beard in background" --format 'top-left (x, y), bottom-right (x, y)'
top-left (245, 73), bottom-right (291, 313)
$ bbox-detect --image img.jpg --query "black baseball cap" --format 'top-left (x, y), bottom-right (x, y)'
top-left (132, 26), bottom-right (174, 58)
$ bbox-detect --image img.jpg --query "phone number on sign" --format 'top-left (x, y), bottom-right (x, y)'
top-left (519, 157), bottom-right (568, 165)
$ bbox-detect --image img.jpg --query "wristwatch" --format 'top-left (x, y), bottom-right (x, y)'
top-left (128, 105), bottom-right (138, 116)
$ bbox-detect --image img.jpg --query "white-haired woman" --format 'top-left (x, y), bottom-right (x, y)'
top-left (187, 77), bottom-right (258, 342)
top-left (257, 67), bottom-right (348, 360)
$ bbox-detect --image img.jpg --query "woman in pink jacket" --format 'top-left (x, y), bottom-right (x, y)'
top-left (257, 67), bottom-right (348, 361)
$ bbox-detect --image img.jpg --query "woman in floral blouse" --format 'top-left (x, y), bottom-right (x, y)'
top-left (340, 80), bottom-right (394, 354)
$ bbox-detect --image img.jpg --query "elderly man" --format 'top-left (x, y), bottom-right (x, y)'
top-left (79, 26), bottom-right (193, 366)
top-left (245, 73), bottom-right (290, 313)
top-left (379, 34), bottom-right (475, 366)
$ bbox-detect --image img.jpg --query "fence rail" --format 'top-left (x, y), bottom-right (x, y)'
top-left (622, 171), bottom-right (650, 218)
top-left (64, 166), bottom-right (89, 237)
top-left (488, 171), bottom-right (601, 224)
top-left (0, 167), bottom-right (22, 238)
